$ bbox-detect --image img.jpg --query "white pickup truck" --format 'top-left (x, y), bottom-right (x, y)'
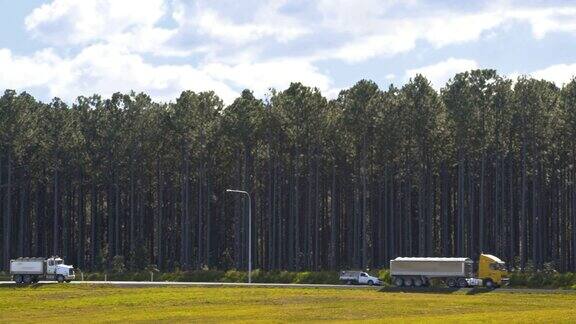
top-left (339, 271), bottom-right (381, 286)
top-left (10, 256), bottom-right (75, 284)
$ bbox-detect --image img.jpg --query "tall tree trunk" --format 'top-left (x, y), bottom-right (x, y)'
top-left (3, 153), bottom-right (12, 270)
top-left (457, 153), bottom-right (465, 256)
top-left (330, 164), bottom-right (337, 269)
top-left (53, 168), bottom-right (59, 256)
top-left (480, 154), bottom-right (485, 253)
top-left (156, 163), bottom-right (163, 269)
top-left (90, 180), bottom-right (98, 270)
top-left (520, 141), bottom-right (527, 270)
top-left (18, 170), bottom-right (26, 258)
top-left (77, 169), bottom-right (85, 269)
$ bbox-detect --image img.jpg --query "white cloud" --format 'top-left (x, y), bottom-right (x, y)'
top-left (0, 45), bottom-right (332, 105)
top-left (25, 0), bottom-right (167, 45)
top-left (0, 46), bottom-right (236, 103)
top-left (172, 0), bottom-right (308, 46)
top-left (11, 0), bottom-right (332, 104)
top-left (421, 12), bottom-right (505, 47)
top-left (315, 10), bottom-right (502, 62)
top-left (203, 59), bottom-right (332, 97)
top-left (193, 9), bottom-right (307, 45)
top-left (515, 63), bottom-right (576, 87)
top-left (513, 7), bottom-right (576, 39)
top-left (328, 32), bottom-right (417, 63)
top-left (0, 48), bottom-right (62, 89)
top-left (405, 58), bottom-right (479, 89)
top-left (317, 0), bottom-right (418, 34)
top-left (316, 3), bottom-right (576, 63)
top-left (12, 0), bottom-right (576, 105)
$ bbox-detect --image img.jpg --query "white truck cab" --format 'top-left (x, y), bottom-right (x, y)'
top-left (339, 271), bottom-right (381, 286)
top-left (47, 257), bottom-right (75, 282)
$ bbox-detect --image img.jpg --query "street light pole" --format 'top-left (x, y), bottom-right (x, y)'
top-left (226, 189), bottom-right (252, 284)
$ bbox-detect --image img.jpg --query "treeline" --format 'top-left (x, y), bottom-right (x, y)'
top-left (1, 69), bottom-right (576, 272)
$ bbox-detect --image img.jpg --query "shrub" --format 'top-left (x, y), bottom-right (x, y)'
top-left (112, 255), bottom-right (126, 273)
top-left (509, 272), bottom-right (529, 287)
top-left (527, 272), bottom-right (545, 288)
top-left (378, 269), bottom-right (391, 285)
top-left (221, 270), bottom-right (247, 282)
top-left (509, 271), bottom-right (576, 289)
top-left (294, 271), bottom-right (339, 284)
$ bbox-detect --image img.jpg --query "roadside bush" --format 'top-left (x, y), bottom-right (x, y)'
top-left (553, 273), bottom-right (576, 288)
top-left (509, 271), bottom-right (576, 288)
top-left (157, 270), bottom-right (225, 282)
top-left (250, 270), bottom-right (297, 283)
top-left (294, 271), bottom-right (339, 284)
top-left (378, 269), bottom-right (391, 285)
top-left (0, 271), bottom-right (11, 280)
top-left (221, 269), bottom-right (247, 282)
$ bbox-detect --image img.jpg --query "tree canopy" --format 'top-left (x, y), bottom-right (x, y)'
top-left (1, 70), bottom-right (576, 273)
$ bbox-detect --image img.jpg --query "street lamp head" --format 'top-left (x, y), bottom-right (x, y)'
top-left (226, 189), bottom-right (248, 195)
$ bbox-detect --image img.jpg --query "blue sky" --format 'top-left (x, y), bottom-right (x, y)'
top-left (1, 0), bottom-right (576, 104)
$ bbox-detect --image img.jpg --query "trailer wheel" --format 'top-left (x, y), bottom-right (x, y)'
top-left (393, 277), bottom-right (404, 287)
top-left (414, 278), bottom-right (423, 287)
top-left (346, 280), bottom-right (353, 285)
top-left (457, 278), bottom-right (468, 288)
top-left (23, 275), bottom-right (32, 284)
top-left (447, 278), bottom-right (457, 288)
top-left (404, 278), bottom-right (414, 287)
top-left (14, 275), bottom-right (23, 284)
top-left (57, 275), bottom-right (64, 283)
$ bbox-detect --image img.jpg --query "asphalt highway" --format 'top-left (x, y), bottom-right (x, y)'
top-left (1, 280), bottom-right (575, 293)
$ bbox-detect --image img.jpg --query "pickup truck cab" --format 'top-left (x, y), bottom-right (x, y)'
top-left (339, 271), bottom-right (381, 286)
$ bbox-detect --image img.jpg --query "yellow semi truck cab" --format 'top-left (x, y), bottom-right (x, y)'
top-left (478, 254), bottom-right (509, 287)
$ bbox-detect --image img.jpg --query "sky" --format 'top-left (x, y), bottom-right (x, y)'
top-left (1, 0), bottom-right (576, 104)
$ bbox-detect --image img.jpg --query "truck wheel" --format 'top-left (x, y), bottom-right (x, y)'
top-left (484, 279), bottom-right (495, 289)
top-left (414, 278), bottom-right (423, 287)
top-left (368, 280), bottom-right (374, 286)
top-left (404, 278), bottom-right (414, 287)
top-left (457, 278), bottom-right (468, 288)
top-left (447, 278), bottom-right (457, 288)
top-left (57, 275), bottom-right (64, 283)
top-left (23, 275), bottom-right (32, 284)
top-left (394, 277), bottom-right (404, 287)
top-left (14, 275), bottom-right (23, 284)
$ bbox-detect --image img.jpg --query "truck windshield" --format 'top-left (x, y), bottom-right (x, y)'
top-left (491, 262), bottom-right (506, 270)
top-left (56, 260), bottom-right (63, 265)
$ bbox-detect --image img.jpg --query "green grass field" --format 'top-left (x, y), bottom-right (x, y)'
top-left (1, 285), bottom-right (576, 323)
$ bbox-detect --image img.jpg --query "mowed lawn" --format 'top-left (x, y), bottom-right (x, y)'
top-left (1, 285), bottom-right (576, 323)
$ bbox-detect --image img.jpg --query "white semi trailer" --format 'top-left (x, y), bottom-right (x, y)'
top-left (10, 256), bottom-right (75, 284)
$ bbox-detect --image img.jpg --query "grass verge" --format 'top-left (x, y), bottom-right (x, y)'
top-left (1, 284), bottom-right (576, 322)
